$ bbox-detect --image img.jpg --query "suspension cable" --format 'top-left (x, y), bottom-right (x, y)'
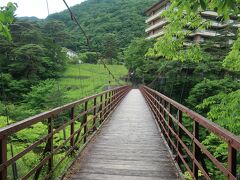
top-left (62, 0), bottom-right (122, 86)
top-left (62, 0), bottom-right (90, 49)
top-left (45, 0), bottom-right (50, 16)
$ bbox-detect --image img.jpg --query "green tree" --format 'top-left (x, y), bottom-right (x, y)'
top-left (47, 0), bottom-right (157, 54)
top-left (147, 0), bottom-right (239, 71)
top-left (124, 38), bottom-right (153, 82)
top-left (0, 19), bottom-right (67, 102)
top-left (197, 90), bottom-right (240, 134)
top-left (0, 2), bottom-right (16, 41)
top-left (102, 33), bottom-right (118, 63)
top-left (23, 79), bottom-right (66, 113)
top-left (43, 20), bottom-right (71, 47)
top-left (79, 52), bottom-right (98, 64)
top-left (223, 31), bottom-right (240, 71)
top-left (173, 0), bottom-right (239, 18)
top-left (187, 78), bottom-right (240, 112)
top-left (11, 44), bottom-right (46, 79)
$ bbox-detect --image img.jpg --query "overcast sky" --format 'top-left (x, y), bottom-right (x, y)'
top-left (0, 0), bottom-right (85, 19)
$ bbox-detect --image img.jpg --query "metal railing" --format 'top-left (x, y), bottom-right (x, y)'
top-left (141, 86), bottom-right (240, 180)
top-left (0, 86), bottom-right (131, 179)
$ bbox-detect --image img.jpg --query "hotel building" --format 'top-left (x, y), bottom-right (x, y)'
top-left (145, 0), bottom-right (239, 43)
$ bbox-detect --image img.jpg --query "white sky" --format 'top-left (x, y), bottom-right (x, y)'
top-left (0, 0), bottom-right (85, 19)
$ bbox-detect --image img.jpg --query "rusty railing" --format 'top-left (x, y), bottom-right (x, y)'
top-left (0, 86), bottom-right (131, 180)
top-left (141, 86), bottom-right (240, 180)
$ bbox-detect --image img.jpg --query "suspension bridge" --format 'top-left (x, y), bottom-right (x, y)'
top-left (0, 85), bottom-right (239, 180)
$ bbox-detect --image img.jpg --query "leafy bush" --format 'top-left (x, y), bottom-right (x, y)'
top-left (187, 78), bottom-right (240, 111)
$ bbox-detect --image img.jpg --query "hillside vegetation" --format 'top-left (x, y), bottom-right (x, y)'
top-left (47, 0), bottom-right (158, 53)
top-left (1, 0), bottom-right (240, 179)
top-left (59, 64), bottom-right (128, 101)
top-left (0, 63), bottom-right (127, 179)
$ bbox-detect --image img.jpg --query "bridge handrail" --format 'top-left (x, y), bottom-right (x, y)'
top-left (141, 85), bottom-right (240, 180)
top-left (0, 85), bottom-right (129, 137)
top-left (0, 85), bottom-right (131, 179)
top-left (142, 85), bottom-right (240, 150)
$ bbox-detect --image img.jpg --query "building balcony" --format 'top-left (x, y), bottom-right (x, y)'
top-left (145, 8), bottom-right (167, 23)
top-left (209, 19), bottom-right (238, 28)
top-left (201, 11), bottom-right (218, 17)
top-left (211, 21), bottom-right (228, 28)
top-left (145, 20), bottom-right (168, 33)
top-left (233, 23), bottom-right (240, 28)
top-left (189, 30), bottom-right (220, 37)
top-left (146, 30), bottom-right (165, 39)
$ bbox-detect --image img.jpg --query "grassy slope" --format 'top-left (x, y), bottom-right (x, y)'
top-left (4, 64), bottom-right (128, 179)
top-left (59, 64), bottom-right (128, 101)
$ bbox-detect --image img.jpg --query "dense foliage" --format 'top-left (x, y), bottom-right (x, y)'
top-left (124, 0), bottom-right (240, 178)
top-left (0, 0), bottom-right (239, 178)
top-left (47, 0), bottom-right (158, 59)
top-left (0, 1), bottom-right (128, 178)
top-left (147, 0), bottom-right (239, 70)
top-left (0, 19), bottom-right (67, 102)
top-left (0, 2), bottom-right (16, 41)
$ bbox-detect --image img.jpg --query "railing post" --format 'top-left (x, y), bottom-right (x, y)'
top-left (115, 90), bottom-right (118, 108)
top-left (83, 101), bottom-right (88, 143)
top-left (112, 90), bottom-right (116, 109)
top-left (0, 137), bottom-right (7, 180)
top-left (167, 102), bottom-right (173, 149)
top-left (156, 96), bottom-right (161, 125)
top-left (70, 107), bottom-right (75, 148)
top-left (117, 90), bottom-right (120, 105)
top-left (154, 94), bottom-right (158, 119)
top-left (159, 97), bottom-right (163, 123)
top-left (108, 91), bottom-right (111, 114)
top-left (228, 145), bottom-right (237, 179)
top-left (150, 92), bottom-right (154, 113)
top-left (162, 100), bottom-right (168, 140)
top-left (162, 99), bottom-right (166, 121)
top-left (93, 98), bottom-right (97, 131)
top-left (104, 93), bottom-right (108, 120)
top-left (99, 95), bottom-right (103, 124)
top-left (115, 89), bottom-right (118, 107)
top-left (193, 121), bottom-right (200, 179)
top-left (47, 117), bottom-right (53, 175)
top-left (177, 110), bottom-right (183, 164)
top-left (159, 97), bottom-right (164, 128)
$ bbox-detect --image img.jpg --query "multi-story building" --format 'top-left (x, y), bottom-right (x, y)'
top-left (145, 0), bottom-right (238, 43)
top-left (145, 0), bottom-right (170, 39)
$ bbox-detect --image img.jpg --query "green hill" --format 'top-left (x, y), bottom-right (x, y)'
top-left (59, 64), bottom-right (128, 101)
top-left (47, 0), bottom-right (158, 52)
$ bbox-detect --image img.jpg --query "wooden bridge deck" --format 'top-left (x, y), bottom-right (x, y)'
top-left (65, 89), bottom-right (180, 180)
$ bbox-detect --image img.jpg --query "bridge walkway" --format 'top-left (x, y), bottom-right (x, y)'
top-left (65, 89), bottom-right (180, 180)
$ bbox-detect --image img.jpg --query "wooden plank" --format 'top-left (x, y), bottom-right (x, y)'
top-left (65, 89), bottom-right (180, 180)
top-left (71, 173), bottom-right (177, 180)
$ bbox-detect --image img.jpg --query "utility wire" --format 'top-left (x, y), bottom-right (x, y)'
top-left (62, 0), bottom-right (122, 86)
